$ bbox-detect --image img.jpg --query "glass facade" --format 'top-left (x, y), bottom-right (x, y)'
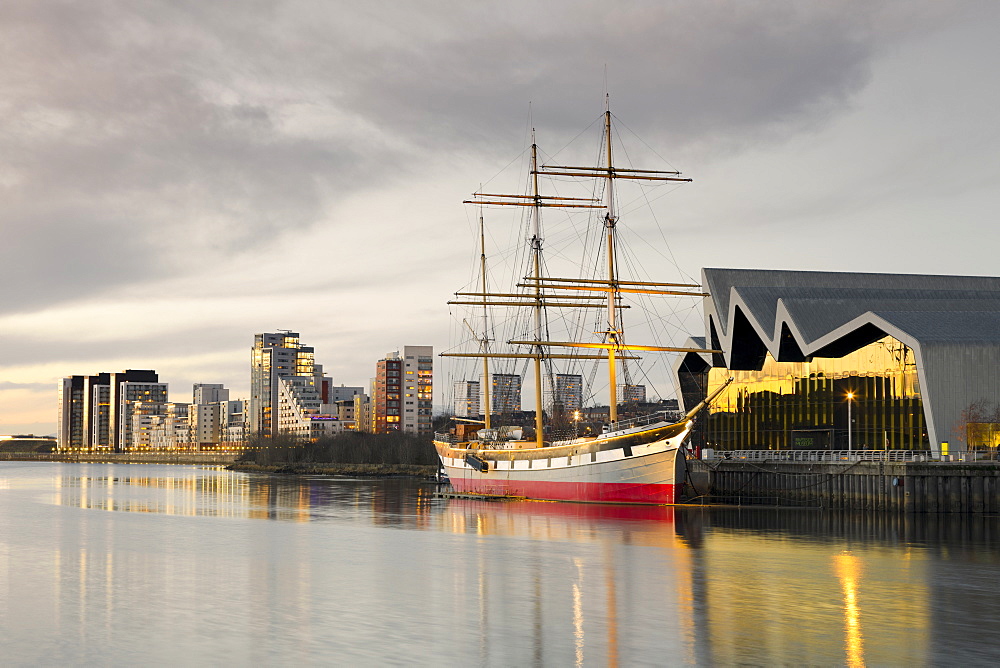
top-left (701, 336), bottom-right (929, 451)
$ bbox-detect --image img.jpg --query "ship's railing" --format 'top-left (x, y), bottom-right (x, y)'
top-left (546, 428), bottom-right (578, 443)
top-left (433, 432), bottom-right (520, 449)
top-left (702, 449), bottom-right (933, 463)
top-left (606, 410), bottom-right (681, 433)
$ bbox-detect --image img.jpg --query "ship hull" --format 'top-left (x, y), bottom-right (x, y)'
top-left (435, 420), bottom-right (691, 505)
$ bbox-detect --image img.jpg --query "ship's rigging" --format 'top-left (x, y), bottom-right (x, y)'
top-left (444, 97), bottom-right (720, 448)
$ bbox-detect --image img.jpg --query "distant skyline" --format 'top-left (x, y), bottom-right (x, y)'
top-left (4, 2), bottom-right (1000, 435)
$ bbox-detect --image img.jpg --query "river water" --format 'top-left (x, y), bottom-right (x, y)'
top-left (2, 461), bottom-right (1000, 666)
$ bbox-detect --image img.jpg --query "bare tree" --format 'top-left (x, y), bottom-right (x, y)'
top-left (954, 400), bottom-right (1000, 449)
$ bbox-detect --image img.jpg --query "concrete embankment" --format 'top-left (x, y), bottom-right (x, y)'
top-left (0, 452), bottom-right (238, 465)
top-left (688, 459), bottom-right (1000, 513)
top-left (0, 453), bottom-right (437, 477)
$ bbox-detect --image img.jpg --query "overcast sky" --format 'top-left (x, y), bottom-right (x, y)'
top-left (3, 1), bottom-right (999, 435)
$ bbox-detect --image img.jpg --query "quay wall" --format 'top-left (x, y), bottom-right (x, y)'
top-left (0, 452), bottom-right (238, 465)
top-left (687, 460), bottom-right (1000, 513)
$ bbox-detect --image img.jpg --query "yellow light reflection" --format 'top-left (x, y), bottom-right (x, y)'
top-left (605, 544), bottom-right (619, 668)
top-left (573, 558), bottom-right (585, 667)
top-left (834, 552), bottom-right (865, 668)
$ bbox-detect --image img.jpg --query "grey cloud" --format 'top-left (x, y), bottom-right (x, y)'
top-left (0, 0), bottom-right (967, 317)
top-left (0, 323), bottom-right (249, 371)
top-left (317, 2), bottom-right (950, 154)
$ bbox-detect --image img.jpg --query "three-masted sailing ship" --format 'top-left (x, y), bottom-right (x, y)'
top-left (434, 99), bottom-right (729, 504)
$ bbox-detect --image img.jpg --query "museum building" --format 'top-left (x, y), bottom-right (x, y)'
top-left (675, 268), bottom-right (1000, 455)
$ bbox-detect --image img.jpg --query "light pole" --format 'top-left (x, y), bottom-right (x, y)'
top-left (573, 410), bottom-right (581, 437)
top-left (846, 392), bottom-right (854, 452)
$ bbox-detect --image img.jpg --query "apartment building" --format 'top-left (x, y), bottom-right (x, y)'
top-left (57, 370), bottom-right (165, 452)
top-left (619, 384), bottom-right (647, 404)
top-left (374, 346), bottom-right (433, 435)
top-left (554, 374), bottom-right (583, 414)
top-left (453, 380), bottom-right (480, 418)
top-left (491, 373), bottom-right (522, 415)
top-left (250, 332), bottom-right (330, 436)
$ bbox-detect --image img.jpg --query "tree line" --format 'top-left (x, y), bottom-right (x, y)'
top-left (238, 431), bottom-right (438, 466)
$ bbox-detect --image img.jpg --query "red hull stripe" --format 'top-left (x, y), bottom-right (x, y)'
top-left (449, 478), bottom-right (677, 505)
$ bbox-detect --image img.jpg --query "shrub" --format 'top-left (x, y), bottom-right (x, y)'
top-left (238, 431), bottom-right (437, 466)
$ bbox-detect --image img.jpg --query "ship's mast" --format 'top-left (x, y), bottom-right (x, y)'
top-left (477, 211), bottom-right (492, 430)
top-left (529, 133), bottom-right (546, 447)
top-left (450, 134), bottom-right (607, 448)
top-left (602, 98), bottom-right (621, 423)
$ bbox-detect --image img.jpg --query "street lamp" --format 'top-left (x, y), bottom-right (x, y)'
top-left (846, 392), bottom-right (855, 452)
top-left (573, 410), bottom-right (581, 437)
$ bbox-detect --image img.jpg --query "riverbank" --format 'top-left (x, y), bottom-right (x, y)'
top-left (227, 462), bottom-right (438, 477)
top-left (1, 452), bottom-right (237, 465)
top-left (0, 452), bottom-right (439, 478)
top-left (689, 458), bottom-right (1000, 513)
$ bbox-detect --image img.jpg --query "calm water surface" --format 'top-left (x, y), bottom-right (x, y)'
top-left (2, 461), bottom-right (1000, 666)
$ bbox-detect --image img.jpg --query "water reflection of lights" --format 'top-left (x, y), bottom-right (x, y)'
top-left (438, 499), bottom-right (681, 667)
top-left (53, 472), bottom-right (311, 522)
top-left (834, 551), bottom-right (865, 668)
top-left (573, 558), bottom-right (585, 667)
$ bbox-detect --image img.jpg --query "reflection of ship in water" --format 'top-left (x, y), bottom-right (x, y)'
top-left (441, 497), bottom-right (681, 545)
top-left (437, 498), bottom-right (698, 665)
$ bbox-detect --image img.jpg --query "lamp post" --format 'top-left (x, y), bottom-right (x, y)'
top-left (573, 410), bottom-right (581, 437)
top-left (846, 392), bottom-right (854, 452)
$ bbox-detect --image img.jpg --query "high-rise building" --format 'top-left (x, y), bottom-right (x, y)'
top-left (554, 374), bottom-right (584, 413)
top-left (619, 384), bottom-right (646, 404)
top-left (111, 371), bottom-right (168, 452)
top-left (492, 373), bottom-right (522, 414)
top-left (374, 346), bottom-right (433, 435)
top-left (402, 346), bottom-right (433, 435)
top-left (374, 354), bottom-right (403, 433)
top-left (277, 375), bottom-right (325, 439)
top-left (250, 332), bottom-right (329, 436)
top-left (57, 376), bottom-right (85, 450)
top-left (59, 371), bottom-right (244, 451)
top-left (453, 380), bottom-right (480, 418)
top-left (83, 372), bottom-right (111, 450)
top-left (58, 370), bottom-right (166, 451)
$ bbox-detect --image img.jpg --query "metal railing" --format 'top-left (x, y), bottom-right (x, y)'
top-left (942, 450), bottom-right (1000, 462)
top-left (606, 410), bottom-right (683, 433)
top-left (704, 449), bottom-right (932, 463)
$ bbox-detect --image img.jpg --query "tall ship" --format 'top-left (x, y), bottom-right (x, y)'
top-left (434, 98), bottom-right (729, 505)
